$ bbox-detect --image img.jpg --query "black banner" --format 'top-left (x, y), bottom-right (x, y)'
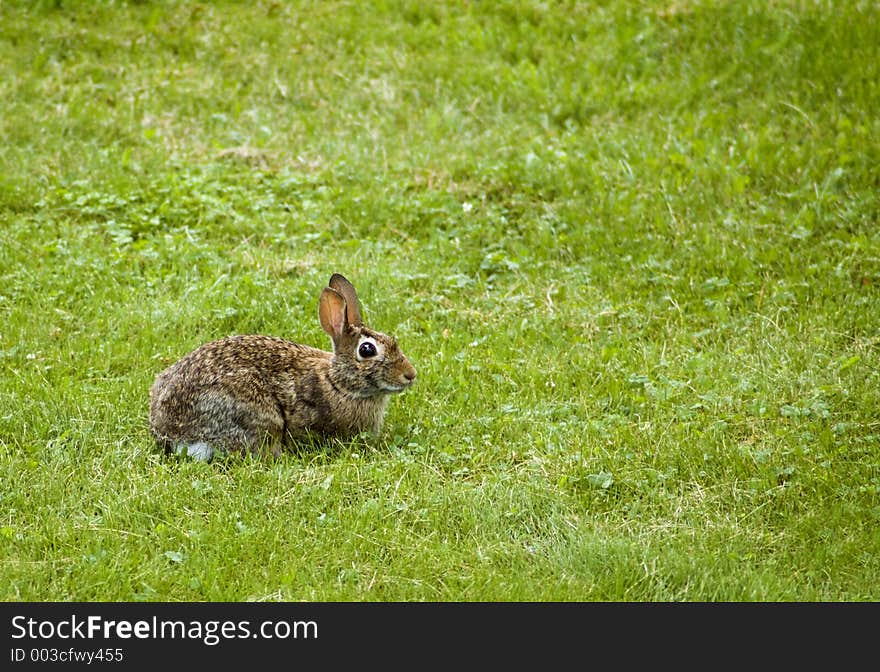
top-left (1, 602), bottom-right (874, 667)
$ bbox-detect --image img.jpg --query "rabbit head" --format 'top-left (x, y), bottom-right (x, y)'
top-left (319, 273), bottom-right (416, 399)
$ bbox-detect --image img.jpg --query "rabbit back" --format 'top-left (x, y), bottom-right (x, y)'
top-left (149, 335), bottom-right (325, 456)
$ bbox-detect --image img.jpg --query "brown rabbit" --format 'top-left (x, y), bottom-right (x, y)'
top-left (148, 274), bottom-right (416, 460)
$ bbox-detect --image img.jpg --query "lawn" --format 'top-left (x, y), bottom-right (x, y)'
top-left (0, 0), bottom-right (878, 601)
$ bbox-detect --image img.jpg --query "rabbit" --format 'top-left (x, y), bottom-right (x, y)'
top-left (148, 273), bottom-right (416, 461)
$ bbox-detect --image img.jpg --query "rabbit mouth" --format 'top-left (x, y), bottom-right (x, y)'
top-left (380, 378), bottom-right (414, 393)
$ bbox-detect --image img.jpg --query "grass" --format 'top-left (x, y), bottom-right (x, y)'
top-left (0, 0), bottom-right (878, 601)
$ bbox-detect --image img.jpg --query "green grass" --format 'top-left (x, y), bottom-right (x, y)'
top-left (1, 0), bottom-right (878, 601)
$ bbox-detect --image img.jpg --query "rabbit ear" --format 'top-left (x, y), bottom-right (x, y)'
top-left (319, 287), bottom-right (348, 340)
top-left (329, 274), bottom-right (363, 326)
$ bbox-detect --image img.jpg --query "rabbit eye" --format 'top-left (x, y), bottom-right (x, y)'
top-left (358, 341), bottom-right (377, 358)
